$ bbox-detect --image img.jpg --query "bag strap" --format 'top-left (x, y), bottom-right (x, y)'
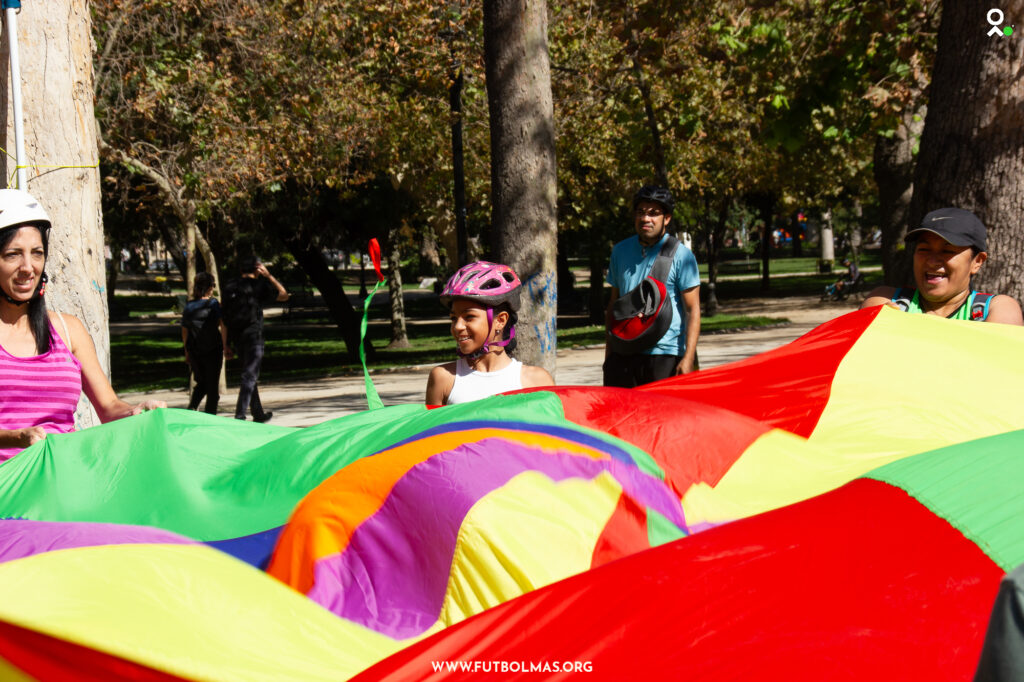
top-left (55, 311), bottom-right (71, 349)
top-left (648, 236), bottom-right (680, 283)
top-left (971, 292), bottom-right (994, 321)
top-left (891, 287), bottom-right (914, 312)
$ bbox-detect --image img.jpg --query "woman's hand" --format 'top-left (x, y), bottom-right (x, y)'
top-left (129, 400), bottom-right (166, 416)
top-left (16, 426), bottom-right (46, 448)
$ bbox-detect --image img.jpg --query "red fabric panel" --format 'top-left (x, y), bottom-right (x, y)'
top-left (640, 307), bottom-right (881, 437)
top-left (590, 492), bottom-right (653, 570)
top-left (536, 386), bottom-right (771, 496)
top-left (0, 619), bottom-right (187, 682)
top-left (355, 478), bottom-right (1001, 682)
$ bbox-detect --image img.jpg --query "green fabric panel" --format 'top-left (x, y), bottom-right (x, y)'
top-left (0, 391), bottom-right (666, 541)
top-left (647, 507), bottom-right (687, 546)
top-left (865, 429), bottom-right (1024, 572)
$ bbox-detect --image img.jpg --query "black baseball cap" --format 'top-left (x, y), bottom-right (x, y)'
top-left (905, 208), bottom-right (987, 252)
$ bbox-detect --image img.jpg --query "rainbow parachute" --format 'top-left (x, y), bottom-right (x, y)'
top-left (1, 305), bottom-right (1022, 679)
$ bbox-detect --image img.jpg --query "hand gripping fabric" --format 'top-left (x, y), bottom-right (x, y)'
top-left (608, 236), bottom-right (680, 354)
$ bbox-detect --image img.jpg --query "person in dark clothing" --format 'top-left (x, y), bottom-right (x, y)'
top-left (222, 257), bottom-right (288, 422)
top-left (181, 272), bottom-right (229, 415)
top-left (835, 258), bottom-right (860, 293)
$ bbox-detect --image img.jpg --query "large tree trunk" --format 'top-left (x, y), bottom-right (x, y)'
top-left (909, 0), bottom-right (1024, 301)
top-left (286, 237), bottom-right (372, 362)
top-left (705, 197), bottom-right (729, 317)
top-left (483, 0), bottom-right (558, 374)
top-left (450, 64), bottom-right (469, 267)
top-left (874, 104), bottom-right (926, 285)
top-left (746, 193), bottom-right (775, 291)
top-left (386, 224), bottom-right (410, 349)
top-left (632, 54), bottom-right (668, 187)
top-left (1, 1), bottom-right (106, 428)
top-left (587, 225), bottom-right (608, 325)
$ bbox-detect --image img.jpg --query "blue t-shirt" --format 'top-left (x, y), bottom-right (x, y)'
top-left (606, 233), bottom-right (701, 355)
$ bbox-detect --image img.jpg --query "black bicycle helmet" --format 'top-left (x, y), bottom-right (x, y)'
top-left (633, 185), bottom-right (675, 214)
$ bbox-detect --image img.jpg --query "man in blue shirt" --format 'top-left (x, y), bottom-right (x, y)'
top-left (603, 185), bottom-right (701, 387)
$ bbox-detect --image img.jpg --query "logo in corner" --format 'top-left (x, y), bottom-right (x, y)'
top-left (988, 9), bottom-right (1014, 36)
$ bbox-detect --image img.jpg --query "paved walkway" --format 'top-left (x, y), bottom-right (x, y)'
top-left (124, 295), bottom-right (861, 427)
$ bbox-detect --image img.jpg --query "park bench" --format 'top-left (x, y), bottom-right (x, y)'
top-left (717, 260), bottom-right (760, 276)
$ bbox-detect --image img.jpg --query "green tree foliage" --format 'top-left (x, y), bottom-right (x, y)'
top-left (94, 0), bottom-right (938, 322)
top-left (548, 0), bottom-right (936, 297)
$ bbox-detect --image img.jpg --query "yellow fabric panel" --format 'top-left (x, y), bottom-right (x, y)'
top-left (679, 428), bottom-right (856, 526)
top-left (0, 544), bottom-right (400, 681)
top-left (431, 471), bottom-right (623, 634)
top-left (680, 308), bottom-right (1024, 528)
top-left (812, 306), bottom-right (1024, 457)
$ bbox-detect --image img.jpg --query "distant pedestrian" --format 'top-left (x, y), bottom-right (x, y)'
top-left (181, 272), bottom-right (229, 414)
top-left (222, 257), bottom-right (289, 421)
top-left (603, 185), bottom-right (701, 387)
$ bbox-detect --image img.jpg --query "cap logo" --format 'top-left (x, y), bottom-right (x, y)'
top-left (930, 216), bottom-right (953, 221)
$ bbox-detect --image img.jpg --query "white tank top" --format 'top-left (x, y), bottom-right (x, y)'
top-left (447, 356), bottom-right (523, 405)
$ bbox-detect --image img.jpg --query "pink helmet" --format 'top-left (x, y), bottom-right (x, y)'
top-left (440, 261), bottom-right (521, 311)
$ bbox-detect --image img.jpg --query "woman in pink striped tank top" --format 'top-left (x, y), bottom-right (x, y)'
top-left (0, 190), bottom-right (164, 462)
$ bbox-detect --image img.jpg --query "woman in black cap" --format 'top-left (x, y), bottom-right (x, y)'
top-left (862, 208), bottom-right (1023, 324)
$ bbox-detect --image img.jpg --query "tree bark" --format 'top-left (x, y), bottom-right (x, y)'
top-left (746, 193), bottom-right (775, 290)
top-left (632, 53), bottom-right (668, 187)
top-left (909, 0), bottom-right (1024, 300)
top-left (705, 197), bottom-right (729, 317)
top-left (874, 104), bottom-right (926, 285)
top-left (386, 225), bottom-right (410, 349)
top-left (286, 237), bottom-right (372, 362)
top-left (194, 228), bottom-right (221, 294)
top-left (483, 0), bottom-right (559, 374)
top-left (587, 227), bottom-right (608, 325)
top-left (1, 1), bottom-right (105, 427)
top-left (790, 212), bottom-right (802, 257)
top-left (450, 63), bottom-right (468, 267)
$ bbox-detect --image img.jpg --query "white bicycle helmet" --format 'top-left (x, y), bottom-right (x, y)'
top-left (0, 189), bottom-right (51, 232)
top-left (0, 189), bottom-right (51, 307)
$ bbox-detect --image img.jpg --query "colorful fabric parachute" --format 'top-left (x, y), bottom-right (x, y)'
top-left (359, 428), bottom-right (1024, 680)
top-left (0, 304), bottom-right (1022, 679)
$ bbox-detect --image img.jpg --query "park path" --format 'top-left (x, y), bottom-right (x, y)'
top-left (123, 295), bottom-right (861, 427)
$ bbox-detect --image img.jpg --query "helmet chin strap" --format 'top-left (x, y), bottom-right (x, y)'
top-left (0, 272), bottom-right (46, 306)
top-left (457, 306), bottom-right (516, 360)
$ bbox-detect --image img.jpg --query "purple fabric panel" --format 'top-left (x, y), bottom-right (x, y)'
top-left (0, 519), bottom-right (196, 565)
top-left (306, 436), bottom-right (684, 639)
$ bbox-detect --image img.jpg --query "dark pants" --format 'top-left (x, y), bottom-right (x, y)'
top-left (602, 352), bottom-right (682, 388)
top-left (234, 334), bottom-right (267, 420)
top-left (187, 347), bottom-right (221, 415)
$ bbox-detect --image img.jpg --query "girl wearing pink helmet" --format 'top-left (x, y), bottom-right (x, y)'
top-left (426, 261), bottom-right (552, 406)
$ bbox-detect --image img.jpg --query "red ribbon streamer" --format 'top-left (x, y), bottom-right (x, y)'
top-left (368, 239), bottom-right (384, 282)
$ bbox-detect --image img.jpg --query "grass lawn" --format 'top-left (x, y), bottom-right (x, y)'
top-left (706, 269), bottom-right (883, 299)
top-left (697, 252), bottom-right (881, 277)
top-left (110, 311), bottom-right (786, 393)
top-left (111, 257), bottom-right (868, 393)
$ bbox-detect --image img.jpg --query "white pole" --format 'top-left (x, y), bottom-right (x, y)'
top-left (5, 5), bottom-right (28, 190)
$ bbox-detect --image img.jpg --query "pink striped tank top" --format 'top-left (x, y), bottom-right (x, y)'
top-left (0, 319), bottom-right (82, 462)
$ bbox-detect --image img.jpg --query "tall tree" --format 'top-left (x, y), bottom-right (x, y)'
top-left (909, 0), bottom-right (1024, 301)
top-left (483, 0), bottom-right (558, 373)
top-left (1, 0), bottom-right (106, 427)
